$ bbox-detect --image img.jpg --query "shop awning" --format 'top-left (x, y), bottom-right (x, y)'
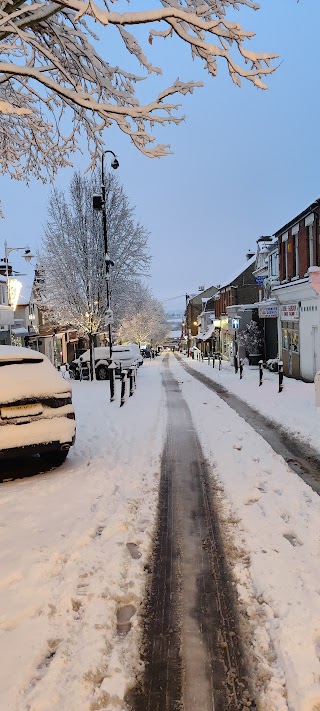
top-left (12, 327), bottom-right (29, 336)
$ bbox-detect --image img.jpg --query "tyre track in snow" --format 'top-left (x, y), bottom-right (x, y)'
top-left (129, 357), bottom-right (252, 711)
top-left (177, 356), bottom-right (320, 497)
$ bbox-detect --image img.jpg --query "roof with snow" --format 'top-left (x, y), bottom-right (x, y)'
top-left (217, 255), bottom-right (255, 291)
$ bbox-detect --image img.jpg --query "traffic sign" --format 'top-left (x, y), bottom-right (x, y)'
top-left (232, 318), bottom-right (239, 329)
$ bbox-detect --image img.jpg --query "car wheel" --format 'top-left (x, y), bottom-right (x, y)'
top-left (69, 369), bottom-right (76, 380)
top-left (40, 450), bottom-right (69, 467)
top-left (96, 364), bottom-right (109, 380)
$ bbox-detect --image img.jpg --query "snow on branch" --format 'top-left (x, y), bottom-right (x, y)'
top-left (0, 0), bottom-right (277, 180)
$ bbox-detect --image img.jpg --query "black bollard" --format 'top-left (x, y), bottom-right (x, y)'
top-left (108, 360), bottom-right (116, 402)
top-left (278, 360), bottom-right (284, 393)
top-left (234, 353), bottom-right (238, 375)
top-left (212, 354), bottom-right (215, 368)
top-left (120, 371), bottom-right (127, 407)
top-left (129, 366), bottom-right (135, 396)
top-left (239, 358), bottom-right (243, 379)
top-left (259, 360), bottom-right (263, 386)
top-left (219, 355), bottom-right (222, 370)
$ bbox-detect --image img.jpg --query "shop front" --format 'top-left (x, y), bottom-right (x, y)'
top-left (279, 303), bottom-right (300, 378)
top-left (258, 301), bottom-right (278, 360)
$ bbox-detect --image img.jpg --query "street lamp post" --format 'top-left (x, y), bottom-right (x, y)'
top-left (101, 151), bottom-right (118, 358)
top-left (185, 293), bottom-right (190, 356)
top-left (1, 241), bottom-right (34, 345)
top-left (93, 150), bottom-right (119, 400)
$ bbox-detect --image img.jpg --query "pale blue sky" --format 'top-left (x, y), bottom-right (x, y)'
top-left (2, 0), bottom-right (320, 312)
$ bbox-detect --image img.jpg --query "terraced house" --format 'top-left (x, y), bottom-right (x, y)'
top-left (273, 198), bottom-right (320, 381)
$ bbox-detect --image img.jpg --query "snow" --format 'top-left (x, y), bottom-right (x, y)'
top-left (0, 346), bottom-right (72, 404)
top-left (1, 355), bottom-right (320, 711)
top-left (170, 356), bottom-right (320, 711)
top-left (0, 361), bottom-right (166, 711)
top-left (218, 254), bottom-right (256, 291)
top-left (184, 355), bottom-right (320, 454)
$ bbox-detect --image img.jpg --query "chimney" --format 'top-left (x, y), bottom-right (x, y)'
top-left (246, 249), bottom-right (255, 261)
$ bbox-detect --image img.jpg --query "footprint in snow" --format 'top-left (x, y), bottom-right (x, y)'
top-left (116, 604), bottom-right (136, 635)
top-left (126, 542), bottom-right (142, 560)
top-left (283, 532), bottom-right (303, 547)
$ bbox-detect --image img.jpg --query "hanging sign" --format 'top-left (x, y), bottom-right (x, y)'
top-left (258, 304), bottom-right (278, 318)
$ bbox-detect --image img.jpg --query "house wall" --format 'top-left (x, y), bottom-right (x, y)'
top-left (299, 299), bottom-right (320, 380)
top-left (278, 208), bottom-right (320, 283)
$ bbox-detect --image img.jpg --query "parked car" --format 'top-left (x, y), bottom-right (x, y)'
top-left (69, 345), bottom-right (139, 380)
top-left (0, 346), bottom-right (76, 466)
top-left (124, 343), bottom-right (143, 367)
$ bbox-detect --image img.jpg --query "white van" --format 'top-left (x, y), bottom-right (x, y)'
top-left (70, 346), bottom-right (138, 380)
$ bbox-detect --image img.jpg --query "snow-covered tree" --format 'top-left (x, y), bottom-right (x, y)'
top-left (117, 287), bottom-right (169, 346)
top-left (37, 170), bottom-right (150, 338)
top-left (0, 0), bottom-right (277, 181)
top-left (238, 319), bottom-right (264, 355)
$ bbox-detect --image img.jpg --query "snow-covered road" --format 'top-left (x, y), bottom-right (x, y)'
top-left (1, 354), bottom-right (320, 711)
top-left (0, 362), bottom-right (166, 711)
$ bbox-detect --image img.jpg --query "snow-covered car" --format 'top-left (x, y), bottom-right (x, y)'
top-left (69, 345), bottom-right (139, 380)
top-left (124, 343), bottom-right (143, 366)
top-left (0, 346), bottom-right (76, 466)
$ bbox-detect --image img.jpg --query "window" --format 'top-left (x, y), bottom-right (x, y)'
top-left (291, 328), bottom-right (299, 353)
top-left (282, 232), bottom-right (288, 280)
top-left (305, 214), bottom-right (315, 268)
top-left (282, 328), bottom-right (288, 349)
top-left (308, 224), bottom-right (314, 267)
top-left (292, 224), bottom-right (299, 277)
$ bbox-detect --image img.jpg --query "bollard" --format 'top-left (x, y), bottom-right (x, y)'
top-left (239, 358), bottom-right (243, 379)
top-left (108, 360), bottom-right (117, 402)
top-left (120, 371), bottom-right (127, 407)
top-left (208, 354), bottom-right (210, 365)
top-left (201, 353), bottom-right (204, 362)
top-left (212, 354), bottom-right (215, 368)
top-left (234, 354), bottom-right (238, 375)
top-left (259, 360), bottom-right (263, 386)
top-left (219, 355), bottom-right (222, 370)
top-left (278, 360), bottom-right (284, 393)
top-left (129, 366), bottom-right (135, 396)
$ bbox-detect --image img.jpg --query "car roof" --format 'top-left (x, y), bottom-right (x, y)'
top-left (0, 345), bottom-right (45, 362)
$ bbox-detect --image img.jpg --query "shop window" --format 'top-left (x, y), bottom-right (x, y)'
top-left (282, 328), bottom-right (288, 349)
top-left (291, 329), bottom-right (299, 353)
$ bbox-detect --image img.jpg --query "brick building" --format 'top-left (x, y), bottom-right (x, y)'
top-left (272, 198), bottom-right (320, 380)
top-left (211, 255), bottom-right (258, 357)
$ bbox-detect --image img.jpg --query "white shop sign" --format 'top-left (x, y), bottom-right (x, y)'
top-left (259, 304), bottom-right (278, 318)
top-left (280, 303), bottom-right (300, 321)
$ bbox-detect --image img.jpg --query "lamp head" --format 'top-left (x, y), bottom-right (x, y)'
top-left (111, 157), bottom-right (119, 170)
top-left (23, 248), bottom-right (34, 263)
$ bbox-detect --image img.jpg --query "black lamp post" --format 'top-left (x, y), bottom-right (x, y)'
top-left (185, 293), bottom-right (190, 355)
top-left (93, 150), bottom-right (119, 359)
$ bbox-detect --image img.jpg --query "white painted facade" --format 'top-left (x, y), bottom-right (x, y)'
top-left (273, 274), bottom-right (320, 382)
